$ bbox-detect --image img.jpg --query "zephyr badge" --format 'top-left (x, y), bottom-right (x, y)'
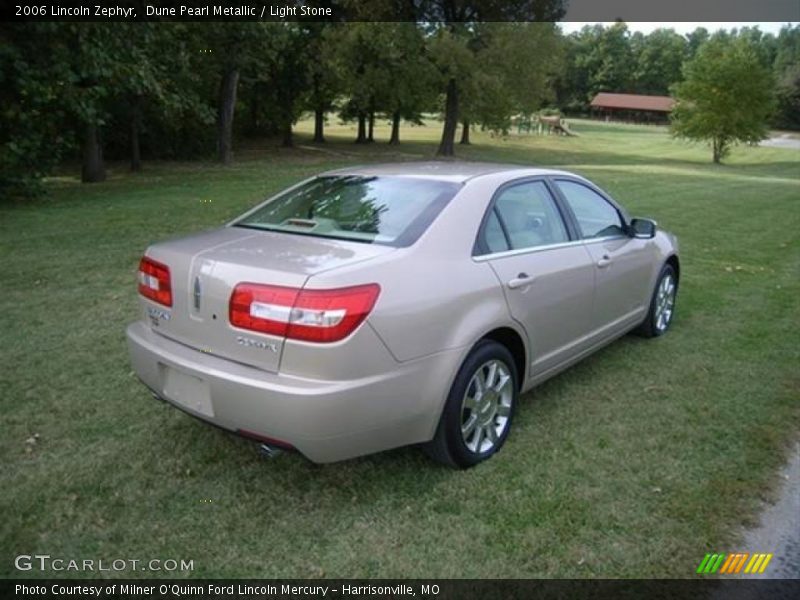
top-left (193, 276), bottom-right (202, 310)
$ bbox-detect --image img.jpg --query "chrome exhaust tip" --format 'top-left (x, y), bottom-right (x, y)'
top-left (259, 443), bottom-right (283, 459)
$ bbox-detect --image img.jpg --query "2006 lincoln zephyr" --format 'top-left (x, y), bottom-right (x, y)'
top-left (127, 162), bottom-right (679, 467)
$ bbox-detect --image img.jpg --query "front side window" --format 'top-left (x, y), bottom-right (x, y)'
top-left (555, 180), bottom-right (626, 239)
top-left (235, 175), bottom-right (460, 247)
top-left (479, 181), bottom-right (569, 254)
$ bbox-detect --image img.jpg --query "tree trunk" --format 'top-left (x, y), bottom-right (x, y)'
top-left (355, 112), bottom-right (367, 143)
top-left (217, 66), bottom-right (239, 165)
top-left (130, 96), bottom-right (142, 172)
top-left (437, 77), bottom-right (459, 157)
top-left (249, 85), bottom-right (260, 133)
top-left (82, 122), bottom-right (106, 183)
top-left (367, 109), bottom-right (375, 143)
top-left (389, 110), bottom-right (401, 145)
top-left (460, 119), bottom-right (471, 145)
top-left (313, 109), bottom-right (325, 143)
top-left (712, 137), bottom-right (722, 163)
top-left (282, 121), bottom-right (293, 148)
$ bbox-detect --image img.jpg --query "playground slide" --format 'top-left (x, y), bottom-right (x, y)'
top-left (557, 122), bottom-right (580, 137)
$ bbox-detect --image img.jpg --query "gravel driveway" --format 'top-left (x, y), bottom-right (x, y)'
top-left (737, 442), bottom-right (800, 579)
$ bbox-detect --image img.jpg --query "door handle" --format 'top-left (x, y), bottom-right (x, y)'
top-left (597, 255), bottom-right (612, 268)
top-left (507, 273), bottom-right (534, 289)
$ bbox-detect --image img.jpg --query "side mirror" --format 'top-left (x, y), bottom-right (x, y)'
top-left (630, 218), bottom-right (657, 239)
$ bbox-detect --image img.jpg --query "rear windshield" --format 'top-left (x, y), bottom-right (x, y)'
top-left (234, 175), bottom-right (460, 247)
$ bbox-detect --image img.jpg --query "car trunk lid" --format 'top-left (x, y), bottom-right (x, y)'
top-left (142, 226), bottom-right (393, 372)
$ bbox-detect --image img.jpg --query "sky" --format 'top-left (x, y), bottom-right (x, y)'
top-left (558, 22), bottom-right (797, 36)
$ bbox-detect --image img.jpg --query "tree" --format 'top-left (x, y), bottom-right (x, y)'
top-left (20, 24), bottom-right (131, 183)
top-left (773, 24), bottom-right (800, 77)
top-left (114, 24), bottom-right (209, 171)
top-left (18, 24), bottom-right (131, 183)
top-left (307, 24), bottom-right (341, 143)
top-left (585, 21), bottom-right (634, 97)
top-left (332, 23), bottom-right (391, 143)
top-left (269, 24), bottom-right (313, 147)
top-left (68, 25), bottom-right (127, 182)
top-left (407, 0), bottom-right (565, 156)
top-left (736, 26), bottom-right (777, 66)
top-left (685, 27), bottom-right (710, 59)
top-left (116, 24), bottom-right (161, 172)
top-left (427, 25), bottom-right (474, 155)
top-left (631, 28), bottom-right (687, 96)
top-left (555, 26), bottom-right (596, 112)
top-left (466, 22), bottom-right (561, 135)
top-left (772, 25), bottom-right (800, 129)
top-left (671, 34), bottom-right (776, 163)
top-left (1, 24), bottom-right (71, 193)
top-left (205, 24), bottom-right (265, 163)
top-left (556, 22), bottom-right (634, 112)
top-left (376, 23), bottom-right (437, 145)
top-left (1, 23), bottom-right (216, 192)
top-left (775, 66), bottom-right (800, 129)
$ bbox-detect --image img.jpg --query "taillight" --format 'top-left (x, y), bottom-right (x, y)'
top-left (229, 284), bottom-right (299, 337)
top-left (138, 256), bottom-right (172, 307)
top-left (229, 283), bottom-right (380, 343)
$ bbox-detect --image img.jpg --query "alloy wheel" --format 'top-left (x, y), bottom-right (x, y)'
top-left (655, 273), bottom-right (676, 332)
top-left (460, 360), bottom-right (513, 454)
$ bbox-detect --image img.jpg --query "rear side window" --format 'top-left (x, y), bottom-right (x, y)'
top-left (484, 210), bottom-right (510, 253)
top-left (235, 175), bottom-right (460, 247)
top-left (555, 180), bottom-right (626, 239)
top-left (477, 181), bottom-right (568, 255)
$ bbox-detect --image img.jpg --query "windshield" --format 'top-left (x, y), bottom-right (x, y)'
top-left (234, 175), bottom-right (460, 247)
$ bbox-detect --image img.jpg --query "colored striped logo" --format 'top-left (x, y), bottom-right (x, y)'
top-left (696, 552), bottom-right (773, 575)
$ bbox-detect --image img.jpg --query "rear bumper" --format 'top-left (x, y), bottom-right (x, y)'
top-left (126, 321), bottom-right (463, 463)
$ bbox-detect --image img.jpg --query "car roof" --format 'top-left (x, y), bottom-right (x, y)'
top-left (320, 161), bottom-right (576, 184)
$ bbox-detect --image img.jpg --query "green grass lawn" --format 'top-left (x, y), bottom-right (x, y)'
top-left (1, 118), bottom-right (798, 578)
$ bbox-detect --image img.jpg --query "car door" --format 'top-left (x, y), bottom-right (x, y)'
top-left (552, 178), bottom-right (655, 338)
top-left (475, 179), bottom-right (596, 379)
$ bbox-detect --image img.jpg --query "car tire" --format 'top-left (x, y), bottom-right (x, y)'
top-left (635, 263), bottom-right (678, 338)
top-left (424, 340), bottom-right (519, 468)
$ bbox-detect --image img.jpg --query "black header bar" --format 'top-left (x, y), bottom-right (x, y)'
top-left (3, 0), bottom-right (799, 23)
